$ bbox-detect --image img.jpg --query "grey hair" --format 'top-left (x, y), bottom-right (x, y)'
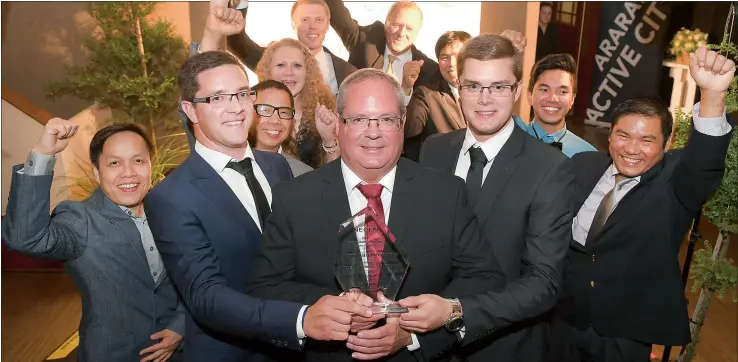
top-left (336, 68), bottom-right (407, 117)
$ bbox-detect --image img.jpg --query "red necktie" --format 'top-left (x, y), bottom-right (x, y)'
top-left (357, 183), bottom-right (386, 295)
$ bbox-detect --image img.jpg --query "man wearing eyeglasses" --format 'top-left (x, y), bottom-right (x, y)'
top-left (245, 67), bottom-right (505, 362)
top-left (405, 34), bottom-right (575, 362)
top-left (144, 51), bottom-right (372, 362)
top-left (249, 80), bottom-right (314, 176)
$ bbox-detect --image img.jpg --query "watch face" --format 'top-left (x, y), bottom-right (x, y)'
top-left (447, 318), bottom-right (464, 331)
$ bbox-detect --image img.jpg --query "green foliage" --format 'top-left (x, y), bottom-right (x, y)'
top-left (45, 2), bottom-right (190, 198)
top-left (44, 2), bottom-right (188, 136)
top-left (690, 239), bottom-right (738, 302)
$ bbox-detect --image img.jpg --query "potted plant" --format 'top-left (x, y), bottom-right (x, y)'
top-left (671, 38), bottom-right (738, 362)
top-left (44, 2), bottom-right (190, 198)
top-left (668, 27), bottom-right (709, 64)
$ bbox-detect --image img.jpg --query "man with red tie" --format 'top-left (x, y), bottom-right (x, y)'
top-left (245, 67), bottom-right (505, 362)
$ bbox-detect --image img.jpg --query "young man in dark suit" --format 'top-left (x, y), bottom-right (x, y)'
top-left (244, 67), bottom-right (506, 362)
top-left (551, 47), bottom-right (734, 362)
top-left (401, 34), bottom-right (575, 362)
top-left (144, 50), bottom-right (371, 362)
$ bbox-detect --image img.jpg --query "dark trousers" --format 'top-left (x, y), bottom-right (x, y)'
top-left (549, 320), bottom-right (652, 362)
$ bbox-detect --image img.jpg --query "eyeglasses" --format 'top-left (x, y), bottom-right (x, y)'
top-left (254, 104), bottom-right (295, 120)
top-left (459, 83), bottom-right (518, 97)
top-left (341, 116), bottom-right (403, 132)
top-left (191, 90), bottom-right (257, 107)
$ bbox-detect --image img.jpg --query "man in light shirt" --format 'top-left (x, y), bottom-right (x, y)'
top-left (244, 67), bottom-right (505, 362)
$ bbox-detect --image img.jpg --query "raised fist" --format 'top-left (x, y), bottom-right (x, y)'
top-left (401, 60), bottom-right (424, 94)
top-left (689, 46), bottom-right (736, 94)
top-left (33, 118), bottom-right (79, 156)
top-left (205, 5), bottom-right (245, 37)
top-left (500, 29), bottom-right (527, 53)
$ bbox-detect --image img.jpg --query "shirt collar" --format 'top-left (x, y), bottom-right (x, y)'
top-left (605, 163), bottom-right (642, 184)
top-left (384, 45), bottom-right (413, 63)
top-left (118, 205), bottom-right (146, 221)
top-left (314, 47), bottom-right (330, 67)
top-left (341, 159), bottom-right (397, 196)
top-left (195, 141), bottom-right (254, 173)
top-left (461, 117), bottom-right (515, 161)
top-left (531, 119), bottom-right (568, 141)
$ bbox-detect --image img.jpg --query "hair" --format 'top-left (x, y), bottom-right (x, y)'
top-left (337, 68), bottom-right (406, 117)
top-left (457, 34), bottom-right (523, 83)
top-left (610, 97), bottom-right (673, 147)
top-left (434, 31), bottom-right (472, 59)
top-left (290, 0), bottom-right (330, 20)
top-left (540, 2), bottom-right (553, 11)
top-left (528, 53), bottom-right (578, 93)
top-left (178, 51), bottom-right (249, 102)
top-left (255, 38), bottom-right (336, 167)
top-left (248, 80), bottom-right (299, 158)
top-left (386, 1), bottom-right (423, 24)
top-left (89, 123), bottom-right (153, 168)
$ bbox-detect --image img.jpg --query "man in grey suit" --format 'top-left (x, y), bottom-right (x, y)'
top-left (2, 119), bottom-right (185, 362)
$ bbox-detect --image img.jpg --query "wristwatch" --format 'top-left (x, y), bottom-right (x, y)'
top-left (444, 298), bottom-right (464, 332)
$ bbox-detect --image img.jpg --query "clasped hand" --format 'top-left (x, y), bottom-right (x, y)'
top-left (303, 292), bottom-right (411, 360)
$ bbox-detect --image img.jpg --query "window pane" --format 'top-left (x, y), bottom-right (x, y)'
top-left (561, 2), bottom-right (572, 12)
top-left (561, 13), bottom-right (572, 25)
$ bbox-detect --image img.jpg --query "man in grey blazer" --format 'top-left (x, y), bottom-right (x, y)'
top-left (2, 119), bottom-right (185, 362)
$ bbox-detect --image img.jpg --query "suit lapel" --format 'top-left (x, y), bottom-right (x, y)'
top-left (89, 189), bottom-right (152, 283)
top-left (474, 126), bottom-right (524, 224)
top-left (443, 131), bottom-right (465, 174)
top-left (186, 153), bottom-right (261, 236)
top-left (387, 159), bottom-right (414, 254)
top-left (593, 159), bottom-right (665, 243)
top-left (326, 47), bottom-right (349, 84)
top-left (252, 150), bottom-right (277, 186)
top-left (438, 80), bottom-right (465, 129)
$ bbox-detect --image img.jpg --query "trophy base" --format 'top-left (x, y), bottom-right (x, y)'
top-left (370, 302), bottom-right (409, 314)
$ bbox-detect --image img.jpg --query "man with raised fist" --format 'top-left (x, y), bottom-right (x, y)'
top-left (2, 120), bottom-right (185, 362)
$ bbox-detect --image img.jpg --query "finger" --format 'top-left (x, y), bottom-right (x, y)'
top-left (398, 295), bottom-right (425, 308)
top-left (347, 341), bottom-right (388, 354)
top-left (711, 55), bottom-right (727, 75)
top-left (68, 125), bottom-right (80, 138)
top-left (150, 331), bottom-right (166, 340)
top-left (352, 314), bottom-right (384, 323)
top-left (694, 46), bottom-right (708, 66)
top-left (352, 352), bottom-right (389, 361)
top-left (356, 324), bottom-right (392, 339)
top-left (376, 292), bottom-right (390, 304)
top-left (720, 58), bottom-right (736, 75)
top-left (154, 351), bottom-right (173, 362)
top-left (139, 342), bottom-right (163, 356)
top-left (704, 50), bottom-right (717, 71)
top-left (140, 348), bottom-right (167, 362)
top-left (333, 298), bottom-right (372, 317)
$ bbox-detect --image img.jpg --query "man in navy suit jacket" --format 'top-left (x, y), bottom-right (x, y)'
top-left (144, 50), bottom-right (371, 362)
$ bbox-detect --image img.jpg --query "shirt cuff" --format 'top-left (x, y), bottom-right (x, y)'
top-left (406, 332), bottom-right (421, 351)
top-left (691, 102), bottom-right (732, 136)
top-left (19, 149), bottom-right (56, 176)
top-left (403, 88), bottom-right (413, 106)
top-left (296, 305), bottom-right (309, 343)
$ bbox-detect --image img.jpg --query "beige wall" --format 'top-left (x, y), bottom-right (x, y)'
top-left (1, 101), bottom-right (66, 213)
top-left (1, 2), bottom-right (205, 121)
top-left (479, 1), bottom-right (540, 122)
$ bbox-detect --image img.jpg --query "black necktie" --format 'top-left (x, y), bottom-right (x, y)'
top-left (465, 146), bottom-right (488, 205)
top-left (226, 158), bottom-right (271, 229)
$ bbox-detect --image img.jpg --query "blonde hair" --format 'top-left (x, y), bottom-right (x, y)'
top-left (291, 0), bottom-right (330, 20)
top-left (255, 38), bottom-right (337, 166)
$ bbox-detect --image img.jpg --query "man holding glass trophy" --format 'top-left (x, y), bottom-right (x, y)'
top-left (245, 68), bottom-right (505, 362)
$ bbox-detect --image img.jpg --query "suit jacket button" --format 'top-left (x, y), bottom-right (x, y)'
top-left (590, 281), bottom-right (595, 288)
top-left (591, 254), bottom-right (596, 261)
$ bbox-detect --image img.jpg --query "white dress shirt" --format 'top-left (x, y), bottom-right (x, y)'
top-left (315, 48), bottom-right (338, 95)
top-left (448, 82), bottom-right (459, 101)
top-left (340, 161), bottom-right (421, 351)
top-left (195, 142), bottom-right (309, 341)
top-left (454, 118), bottom-right (515, 182)
top-left (572, 102), bottom-right (733, 245)
top-left (195, 142), bottom-right (272, 232)
top-left (384, 46), bottom-right (414, 106)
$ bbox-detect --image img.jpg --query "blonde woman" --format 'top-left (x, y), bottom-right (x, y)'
top-left (256, 38), bottom-right (339, 168)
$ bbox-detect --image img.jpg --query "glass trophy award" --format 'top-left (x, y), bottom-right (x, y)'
top-left (334, 204), bottom-right (410, 314)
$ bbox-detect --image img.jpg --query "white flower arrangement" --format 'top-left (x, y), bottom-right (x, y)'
top-left (669, 27), bottom-right (709, 55)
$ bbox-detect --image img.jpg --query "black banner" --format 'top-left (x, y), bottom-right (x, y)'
top-left (585, 2), bottom-right (672, 127)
